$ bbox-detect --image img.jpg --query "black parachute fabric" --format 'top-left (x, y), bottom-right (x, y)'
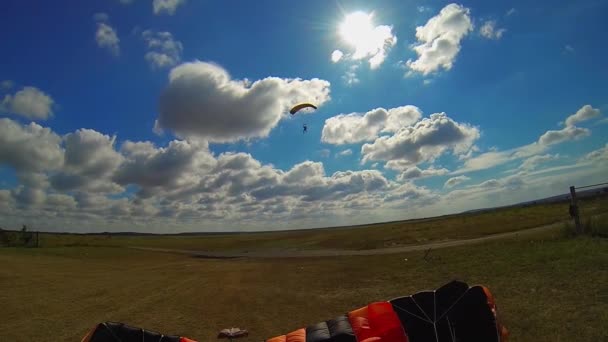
top-left (305, 315), bottom-right (356, 342)
top-left (389, 280), bottom-right (500, 342)
top-left (82, 322), bottom-right (182, 342)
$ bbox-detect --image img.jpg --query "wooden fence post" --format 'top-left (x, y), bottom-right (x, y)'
top-left (569, 186), bottom-right (582, 234)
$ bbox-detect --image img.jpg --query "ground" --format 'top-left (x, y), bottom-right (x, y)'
top-left (1, 229), bottom-right (607, 341)
top-left (1, 198), bottom-right (607, 341)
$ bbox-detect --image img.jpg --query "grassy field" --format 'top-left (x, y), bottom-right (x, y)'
top-left (1, 229), bottom-right (607, 341)
top-left (34, 196), bottom-right (608, 252)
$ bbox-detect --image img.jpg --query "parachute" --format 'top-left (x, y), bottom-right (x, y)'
top-left (267, 280), bottom-right (509, 342)
top-left (289, 103), bottom-right (317, 115)
top-left (80, 322), bottom-right (196, 342)
top-left (81, 280), bottom-right (508, 342)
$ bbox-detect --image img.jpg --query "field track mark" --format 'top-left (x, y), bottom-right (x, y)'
top-left (128, 221), bottom-right (562, 259)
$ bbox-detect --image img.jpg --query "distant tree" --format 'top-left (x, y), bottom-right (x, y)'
top-left (0, 227), bottom-right (9, 247)
top-left (21, 225), bottom-right (33, 247)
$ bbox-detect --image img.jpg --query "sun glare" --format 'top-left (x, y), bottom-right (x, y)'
top-left (339, 11), bottom-right (374, 47)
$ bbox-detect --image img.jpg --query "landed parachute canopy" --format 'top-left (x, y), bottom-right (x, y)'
top-left (267, 280), bottom-right (509, 342)
top-left (81, 281), bottom-right (508, 342)
top-left (80, 322), bottom-right (196, 342)
top-left (289, 103), bottom-right (317, 115)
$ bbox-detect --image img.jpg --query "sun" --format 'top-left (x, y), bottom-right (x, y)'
top-left (339, 11), bottom-right (374, 46)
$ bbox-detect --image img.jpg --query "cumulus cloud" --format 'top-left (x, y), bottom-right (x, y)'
top-left (322, 105), bottom-right (422, 145)
top-left (444, 175), bottom-right (470, 188)
top-left (334, 12), bottom-right (397, 69)
top-left (113, 139), bottom-right (214, 196)
top-left (153, 0), bottom-right (186, 15)
top-left (361, 112), bottom-right (480, 166)
top-left (479, 20), bottom-right (506, 40)
top-left (538, 126), bottom-right (589, 145)
top-left (331, 50), bottom-right (344, 63)
top-left (94, 14), bottom-right (120, 56)
top-left (406, 3), bottom-right (473, 75)
top-left (50, 129), bottom-right (124, 193)
top-left (394, 166), bottom-right (449, 181)
top-left (142, 30), bottom-right (183, 69)
top-left (157, 61), bottom-right (331, 142)
top-left (0, 118), bottom-right (64, 174)
top-left (564, 104), bottom-right (600, 127)
top-left (0, 86), bottom-right (54, 120)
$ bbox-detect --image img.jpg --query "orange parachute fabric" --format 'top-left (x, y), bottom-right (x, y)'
top-left (289, 103), bottom-right (317, 115)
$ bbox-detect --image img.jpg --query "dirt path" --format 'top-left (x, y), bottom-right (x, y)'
top-left (130, 221), bottom-right (562, 259)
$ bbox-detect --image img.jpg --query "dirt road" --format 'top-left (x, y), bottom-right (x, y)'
top-left (130, 221), bottom-right (562, 259)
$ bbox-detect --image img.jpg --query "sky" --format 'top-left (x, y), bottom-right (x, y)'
top-left (0, 0), bottom-right (607, 233)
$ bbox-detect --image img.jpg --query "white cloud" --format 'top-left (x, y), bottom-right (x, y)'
top-left (444, 175), bottom-right (470, 188)
top-left (393, 166), bottom-right (449, 181)
top-left (333, 12), bottom-right (397, 69)
top-left (342, 64), bottom-right (360, 86)
top-left (565, 45), bottom-right (575, 53)
top-left (1, 80), bottom-right (14, 90)
top-left (50, 129), bottom-right (124, 193)
top-left (95, 14), bottom-right (120, 56)
top-left (0, 119), bottom-right (64, 174)
top-left (519, 154), bottom-right (559, 171)
top-left (142, 30), bottom-right (183, 69)
top-left (0, 86), bottom-right (54, 120)
top-left (538, 126), bottom-right (590, 145)
top-left (153, 0), bottom-right (186, 15)
top-left (456, 105), bottom-right (599, 173)
top-left (506, 8), bottom-right (516, 16)
top-left (581, 144), bottom-right (608, 164)
top-left (157, 61), bottom-right (331, 142)
top-left (321, 105), bottom-right (422, 145)
top-left (338, 149), bottom-right (353, 157)
top-left (331, 50), bottom-right (344, 63)
top-left (480, 20), bottom-right (506, 40)
top-left (361, 112), bottom-right (480, 166)
top-left (406, 3), bottom-right (473, 75)
top-left (564, 104), bottom-right (600, 127)
top-left (119, 0), bottom-right (135, 4)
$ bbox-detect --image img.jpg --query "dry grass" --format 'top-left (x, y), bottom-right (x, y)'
top-left (1, 229), bottom-right (607, 341)
top-left (37, 197), bottom-right (608, 252)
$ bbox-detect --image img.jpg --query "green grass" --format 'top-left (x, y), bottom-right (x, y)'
top-left (35, 196), bottom-right (608, 252)
top-left (1, 230), bottom-right (607, 341)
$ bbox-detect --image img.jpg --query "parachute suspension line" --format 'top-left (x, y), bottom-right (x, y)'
top-left (410, 296), bottom-right (433, 323)
top-left (390, 303), bottom-right (432, 324)
top-left (447, 317), bottom-right (457, 342)
top-left (433, 291), bottom-right (439, 342)
top-left (436, 289), bottom-right (468, 322)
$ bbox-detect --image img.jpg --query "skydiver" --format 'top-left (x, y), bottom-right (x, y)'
top-left (303, 124), bottom-right (308, 134)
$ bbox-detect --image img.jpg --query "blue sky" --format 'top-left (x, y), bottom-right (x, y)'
top-left (0, 0), bottom-right (606, 233)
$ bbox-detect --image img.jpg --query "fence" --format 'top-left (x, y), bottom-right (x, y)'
top-left (569, 182), bottom-right (608, 235)
top-left (0, 227), bottom-right (40, 247)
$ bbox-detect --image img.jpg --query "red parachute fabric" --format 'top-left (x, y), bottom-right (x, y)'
top-left (347, 302), bottom-right (409, 342)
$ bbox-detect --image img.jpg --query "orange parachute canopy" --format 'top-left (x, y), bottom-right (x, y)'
top-left (289, 103), bottom-right (317, 115)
